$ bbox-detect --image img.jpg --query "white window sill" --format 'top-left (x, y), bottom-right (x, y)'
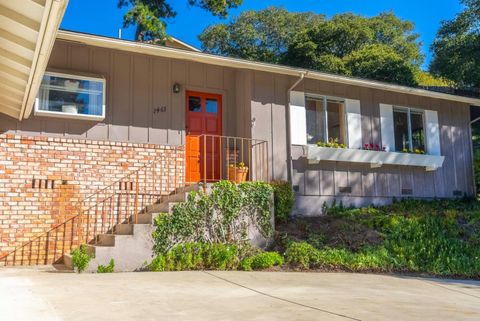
top-left (307, 145), bottom-right (445, 171)
top-left (34, 110), bottom-right (105, 121)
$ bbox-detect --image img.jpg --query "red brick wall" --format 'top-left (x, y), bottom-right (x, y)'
top-left (0, 134), bottom-right (185, 257)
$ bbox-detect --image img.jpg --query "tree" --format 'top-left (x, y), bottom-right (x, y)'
top-left (118, 0), bottom-right (243, 43)
top-left (200, 8), bottom-right (423, 86)
top-left (199, 7), bottom-right (324, 64)
top-left (430, 0), bottom-right (480, 88)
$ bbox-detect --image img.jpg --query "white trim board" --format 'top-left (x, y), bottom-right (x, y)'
top-left (307, 145), bottom-right (445, 171)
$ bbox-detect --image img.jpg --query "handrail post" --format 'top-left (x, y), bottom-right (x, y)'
top-left (135, 171), bottom-right (139, 224)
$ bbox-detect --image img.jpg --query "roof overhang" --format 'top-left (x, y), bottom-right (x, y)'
top-left (57, 30), bottom-right (480, 106)
top-left (0, 0), bottom-right (69, 120)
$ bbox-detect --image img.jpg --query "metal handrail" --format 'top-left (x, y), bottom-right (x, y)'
top-left (188, 134), bottom-right (270, 185)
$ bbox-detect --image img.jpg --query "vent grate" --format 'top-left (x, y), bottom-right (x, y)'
top-left (339, 186), bottom-right (352, 194)
top-left (32, 179), bottom-right (55, 189)
top-left (401, 188), bottom-right (413, 195)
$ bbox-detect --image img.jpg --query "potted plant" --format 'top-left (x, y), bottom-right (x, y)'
top-left (228, 162), bottom-right (248, 183)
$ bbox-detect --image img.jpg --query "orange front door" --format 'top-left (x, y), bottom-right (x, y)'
top-left (185, 91), bottom-right (222, 183)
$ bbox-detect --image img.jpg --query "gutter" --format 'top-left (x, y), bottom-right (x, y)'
top-left (20, 0), bottom-right (69, 120)
top-left (286, 72), bottom-right (307, 183)
top-left (470, 116), bottom-right (480, 196)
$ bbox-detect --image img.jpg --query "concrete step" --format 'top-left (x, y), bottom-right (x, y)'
top-left (114, 224), bottom-right (134, 235)
top-left (96, 234), bottom-right (115, 246)
top-left (136, 212), bottom-right (165, 224)
top-left (63, 254), bottom-right (73, 270)
top-left (145, 201), bottom-right (179, 214)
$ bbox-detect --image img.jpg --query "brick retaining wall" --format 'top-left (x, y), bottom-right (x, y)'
top-left (0, 134), bottom-right (184, 257)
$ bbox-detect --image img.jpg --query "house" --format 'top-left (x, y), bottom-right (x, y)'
top-left (1, 0), bottom-right (480, 267)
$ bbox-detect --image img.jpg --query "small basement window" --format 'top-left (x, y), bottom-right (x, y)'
top-left (35, 71), bottom-right (106, 120)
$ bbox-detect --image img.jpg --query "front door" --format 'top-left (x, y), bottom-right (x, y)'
top-left (185, 91), bottom-right (222, 183)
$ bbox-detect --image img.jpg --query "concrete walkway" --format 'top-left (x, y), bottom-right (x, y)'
top-left (1, 268), bottom-right (479, 321)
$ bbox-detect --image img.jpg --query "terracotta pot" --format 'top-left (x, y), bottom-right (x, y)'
top-left (228, 167), bottom-right (248, 183)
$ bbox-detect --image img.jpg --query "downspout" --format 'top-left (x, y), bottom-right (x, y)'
top-left (470, 115), bottom-right (480, 196)
top-left (285, 72), bottom-right (307, 183)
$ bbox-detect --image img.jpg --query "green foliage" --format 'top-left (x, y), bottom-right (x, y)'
top-left (97, 259), bottom-right (115, 273)
top-left (344, 44), bottom-right (418, 86)
top-left (285, 242), bottom-right (319, 269)
top-left (270, 181), bottom-right (295, 223)
top-left (430, 0), bottom-right (480, 87)
top-left (240, 252), bottom-right (284, 271)
top-left (201, 8), bottom-right (423, 86)
top-left (152, 181), bottom-right (273, 254)
top-left (474, 149), bottom-right (480, 193)
top-left (149, 242), bottom-right (240, 271)
top-left (415, 71), bottom-right (454, 87)
top-left (119, 0), bottom-right (242, 43)
top-left (310, 199), bottom-right (480, 277)
top-left (71, 245), bottom-right (92, 274)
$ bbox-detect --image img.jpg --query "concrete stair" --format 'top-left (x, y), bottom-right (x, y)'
top-left (63, 184), bottom-right (200, 272)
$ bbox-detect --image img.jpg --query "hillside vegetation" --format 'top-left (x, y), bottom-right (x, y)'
top-left (276, 199), bottom-right (480, 278)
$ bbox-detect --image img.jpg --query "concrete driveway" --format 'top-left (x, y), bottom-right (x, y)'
top-left (1, 267), bottom-right (479, 321)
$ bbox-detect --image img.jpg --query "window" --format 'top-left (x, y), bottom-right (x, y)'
top-left (205, 98), bottom-right (218, 113)
top-left (306, 96), bottom-right (346, 145)
top-left (393, 107), bottom-right (425, 152)
top-left (35, 72), bottom-right (105, 120)
top-left (189, 96), bottom-right (201, 112)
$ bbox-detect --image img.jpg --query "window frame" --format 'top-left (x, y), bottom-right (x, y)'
top-left (34, 71), bottom-right (106, 121)
top-left (392, 106), bottom-right (426, 153)
top-left (305, 94), bottom-right (348, 146)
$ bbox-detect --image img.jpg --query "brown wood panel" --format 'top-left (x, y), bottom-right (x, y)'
top-left (150, 59), bottom-right (170, 145)
top-left (130, 55), bottom-right (150, 143)
top-left (110, 53), bottom-right (132, 141)
top-left (320, 161), bottom-right (336, 196)
top-left (170, 60), bottom-right (186, 145)
top-left (270, 75), bottom-right (289, 180)
top-left (206, 65), bottom-right (223, 90)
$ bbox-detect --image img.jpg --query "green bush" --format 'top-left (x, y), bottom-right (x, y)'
top-left (97, 259), bottom-right (115, 273)
top-left (149, 242), bottom-right (240, 272)
top-left (240, 252), bottom-right (284, 271)
top-left (271, 181), bottom-right (295, 222)
top-left (285, 242), bottom-right (319, 269)
top-left (71, 245), bottom-right (92, 273)
top-left (153, 181), bottom-right (274, 254)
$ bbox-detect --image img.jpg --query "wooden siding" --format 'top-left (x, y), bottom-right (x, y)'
top-left (0, 39), bottom-right (240, 145)
top-left (250, 71), bottom-right (475, 207)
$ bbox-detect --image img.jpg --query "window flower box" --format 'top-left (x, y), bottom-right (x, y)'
top-left (306, 145), bottom-right (444, 171)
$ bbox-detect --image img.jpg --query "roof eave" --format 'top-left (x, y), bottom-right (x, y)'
top-left (56, 30), bottom-right (480, 106)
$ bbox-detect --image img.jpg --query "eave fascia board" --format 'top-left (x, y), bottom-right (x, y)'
top-left (20, 0), bottom-right (69, 120)
top-left (56, 30), bottom-right (480, 106)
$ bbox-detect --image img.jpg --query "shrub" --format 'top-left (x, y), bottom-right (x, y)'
top-left (285, 242), bottom-right (319, 269)
top-left (149, 242), bottom-right (240, 272)
top-left (71, 245), bottom-right (92, 273)
top-left (240, 252), bottom-right (284, 271)
top-left (97, 259), bottom-right (115, 273)
top-left (271, 181), bottom-right (295, 223)
top-left (153, 181), bottom-right (274, 254)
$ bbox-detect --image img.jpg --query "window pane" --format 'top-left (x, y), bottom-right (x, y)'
top-left (306, 97), bottom-right (325, 144)
top-left (326, 99), bottom-right (346, 144)
top-left (37, 74), bottom-right (104, 117)
top-left (393, 109), bottom-right (409, 152)
top-left (411, 111), bottom-right (425, 151)
top-left (206, 98), bottom-right (218, 113)
top-left (189, 96), bottom-right (201, 112)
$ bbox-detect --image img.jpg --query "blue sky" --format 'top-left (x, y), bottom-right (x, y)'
top-left (60, 0), bottom-right (463, 69)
